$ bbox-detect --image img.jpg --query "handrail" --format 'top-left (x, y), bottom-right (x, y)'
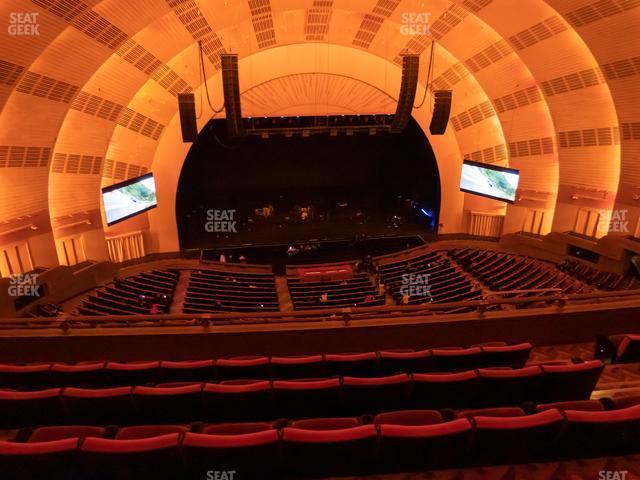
top-left (2, 288), bottom-right (640, 330)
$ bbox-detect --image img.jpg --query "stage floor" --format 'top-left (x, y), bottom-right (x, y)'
top-left (198, 234), bottom-right (427, 267)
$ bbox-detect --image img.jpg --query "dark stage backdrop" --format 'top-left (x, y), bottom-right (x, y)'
top-left (176, 117), bottom-right (440, 249)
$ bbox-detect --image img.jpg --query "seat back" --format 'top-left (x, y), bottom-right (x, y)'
top-left (63, 387), bottom-right (134, 425)
top-left (560, 404), bottom-right (640, 457)
top-left (273, 378), bottom-right (341, 418)
top-left (480, 343), bottom-right (532, 368)
top-left (325, 352), bottom-right (378, 377)
top-left (282, 424), bottom-right (377, 476)
top-left (616, 335), bottom-right (640, 363)
top-left (270, 355), bottom-right (325, 379)
top-left (182, 430), bottom-right (280, 478)
top-left (430, 348), bottom-right (482, 372)
top-left (472, 409), bottom-right (565, 465)
top-left (50, 362), bottom-right (105, 388)
top-left (412, 371), bottom-right (478, 409)
top-left (132, 384), bottom-right (203, 423)
top-left (159, 360), bottom-right (215, 383)
top-left (477, 366), bottom-right (543, 406)
top-left (104, 361), bottom-right (160, 386)
top-left (215, 357), bottom-right (270, 380)
top-left (202, 380), bottom-right (273, 422)
top-left (378, 350), bottom-right (431, 375)
top-left (378, 419), bottom-right (472, 470)
top-left (342, 374), bottom-right (411, 415)
top-left (0, 363), bottom-right (51, 389)
top-left (0, 388), bottom-right (63, 428)
top-left (0, 438), bottom-right (79, 480)
top-left (539, 360), bottom-right (604, 402)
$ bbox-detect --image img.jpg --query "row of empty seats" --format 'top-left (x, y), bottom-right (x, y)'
top-left (557, 259), bottom-right (638, 291)
top-left (450, 248), bottom-right (584, 298)
top-left (287, 272), bottom-right (384, 309)
top-left (0, 361), bottom-right (604, 428)
top-left (4, 396), bottom-right (640, 478)
top-left (376, 250), bottom-right (482, 306)
top-left (0, 342), bottom-right (533, 388)
top-left (75, 270), bottom-right (178, 316)
top-left (183, 269), bottom-right (279, 313)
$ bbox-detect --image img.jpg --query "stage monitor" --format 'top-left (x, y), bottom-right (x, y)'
top-left (460, 160), bottom-right (519, 203)
top-left (102, 173), bottom-right (157, 225)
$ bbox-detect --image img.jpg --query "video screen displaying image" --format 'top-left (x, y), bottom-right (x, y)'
top-left (460, 160), bottom-right (520, 203)
top-left (102, 173), bottom-right (157, 225)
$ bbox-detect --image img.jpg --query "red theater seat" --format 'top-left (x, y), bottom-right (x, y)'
top-left (273, 378), bottom-right (341, 418)
top-left (79, 433), bottom-right (183, 479)
top-left (412, 371), bottom-right (478, 409)
top-left (539, 360), bottom-right (604, 402)
top-left (159, 360), bottom-right (215, 383)
top-left (456, 407), bottom-right (525, 418)
top-left (0, 363), bottom-right (51, 389)
top-left (215, 356), bottom-right (270, 380)
top-left (282, 424), bottom-right (377, 476)
top-left (202, 422), bottom-right (274, 435)
top-left (50, 362), bottom-right (105, 387)
top-left (374, 409), bottom-right (443, 426)
top-left (0, 438), bottom-right (79, 480)
top-left (202, 380), bottom-right (273, 421)
top-left (536, 399), bottom-right (605, 412)
top-left (377, 418), bottom-right (472, 470)
top-left (104, 361), bottom-right (160, 386)
top-left (615, 334), bottom-right (640, 363)
top-left (325, 352), bottom-right (378, 377)
top-left (561, 404), bottom-right (640, 457)
top-left (290, 417), bottom-right (361, 430)
top-left (610, 394), bottom-right (640, 410)
top-left (116, 425), bottom-right (188, 440)
top-left (270, 355), bottom-right (325, 378)
top-left (477, 366), bottom-right (543, 406)
top-left (473, 409), bottom-right (565, 465)
top-left (133, 384), bottom-right (203, 423)
top-left (0, 388), bottom-right (63, 428)
top-left (342, 374), bottom-right (411, 414)
top-left (378, 350), bottom-right (431, 374)
top-left (63, 386), bottom-right (134, 425)
top-left (29, 426), bottom-right (106, 442)
top-left (430, 347), bottom-right (483, 372)
top-left (182, 429), bottom-right (280, 478)
top-left (480, 343), bottom-right (532, 368)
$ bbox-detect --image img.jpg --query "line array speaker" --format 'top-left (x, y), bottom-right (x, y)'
top-left (429, 90), bottom-right (453, 135)
top-left (177, 93), bottom-right (198, 143)
top-left (391, 54), bottom-right (420, 133)
top-left (221, 54), bottom-right (244, 138)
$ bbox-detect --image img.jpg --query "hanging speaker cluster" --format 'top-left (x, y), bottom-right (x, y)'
top-left (429, 91), bottom-right (453, 135)
top-left (391, 54), bottom-right (420, 134)
top-left (177, 93), bottom-right (198, 143)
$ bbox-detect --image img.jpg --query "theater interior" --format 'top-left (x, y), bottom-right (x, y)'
top-left (0, 0), bottom-right (639, 478)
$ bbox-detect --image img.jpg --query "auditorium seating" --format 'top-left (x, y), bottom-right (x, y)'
top-left (376, 250), bottom-right (482, 306)
top-left (75, 270), bottom-right (178, 316)
top-left (4, 401), bottom-right (640, 477)
top-left (0, 361), bottom-right (605, 428)
top-left (287, 272), bottom-right (384, 309)
top-left (557, 259), bottom-right (638, 291)
top-left (183, 269), bottom-right (279, 313)
top-left (0, 342), bottom-right (533, 388)
top-left (450, 248), bottom-right (584, 298)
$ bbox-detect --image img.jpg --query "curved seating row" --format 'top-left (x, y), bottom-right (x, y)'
top-left (0, 361), bottom-right (604, 428)
top-left (0, 343), bottom-right (534, 388)
top-left (3, 397), bottom-right (640, 479)
top-left (184, 269), bottom-right (279, 313)
top-left (75, 270), bottom-right (178, 316)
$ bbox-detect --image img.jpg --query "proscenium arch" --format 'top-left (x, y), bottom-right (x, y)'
top-left (148, 43), bottom-right (465, 252)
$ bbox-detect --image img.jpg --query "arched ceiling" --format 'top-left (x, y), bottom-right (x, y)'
top-left (0, 0), bottom-right (637, 265)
